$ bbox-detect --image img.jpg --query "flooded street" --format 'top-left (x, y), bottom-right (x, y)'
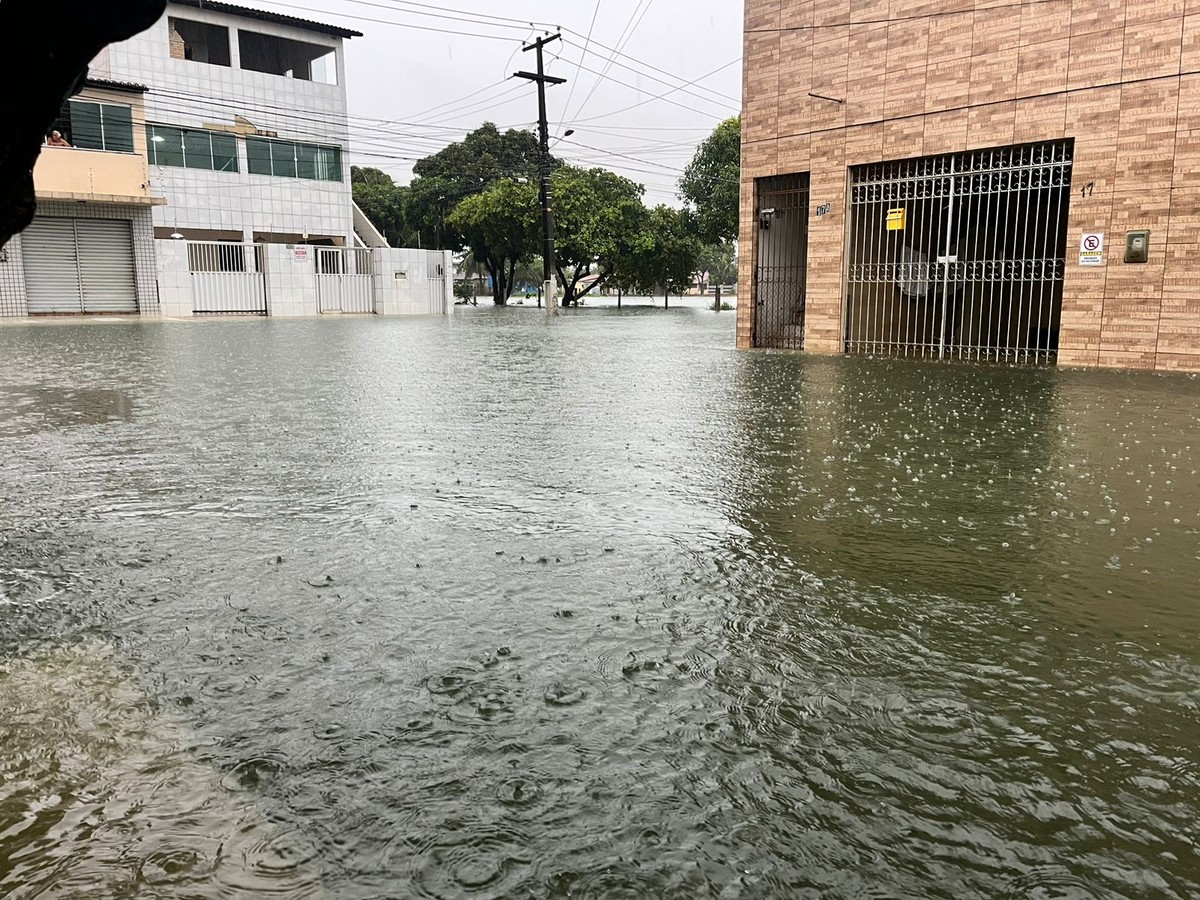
top-left (1, 309), bottom-right (1198, 898)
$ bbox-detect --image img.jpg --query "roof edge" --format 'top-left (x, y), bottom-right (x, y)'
top-left (85, 78), bottom-right (150, 94)
top-left (169, 0), bottom-right (363, 39)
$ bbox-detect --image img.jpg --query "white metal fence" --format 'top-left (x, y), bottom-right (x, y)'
top-left (426, 257), bottom-right (447, 315)
top-left (316, 247), bottom-right (375, 314)
top-left (188, 241), bottom-right (267, 316)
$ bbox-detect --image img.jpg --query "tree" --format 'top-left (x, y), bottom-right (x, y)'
top-left (551, 165), bottom-right (649, 306)
top-left (697, 242), bottom-right (738, 288)
top-left (680, 116), bottom-right (741, 245)
top-left (351, 167), bottom-right (414, 247)
top-left (447, 178), bottom-right (539, 306)
top-left (622, 206), bottom-right (702, 300)
top-left (408, 124), bottom-right (549, 252)
top-left (351, 166), bottom-right (395, 187)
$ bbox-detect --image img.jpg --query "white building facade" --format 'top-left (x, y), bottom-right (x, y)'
top-left (92, 0), bottom-right (360, 247)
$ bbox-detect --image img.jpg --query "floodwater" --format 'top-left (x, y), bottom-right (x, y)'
top-left (1, 309), bottom-right (1198, 899)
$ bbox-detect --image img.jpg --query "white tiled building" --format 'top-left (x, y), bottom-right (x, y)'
top-left (91, 0), bottom-right (360, 246)
top-left (1, 0), bottom-right (453, 321)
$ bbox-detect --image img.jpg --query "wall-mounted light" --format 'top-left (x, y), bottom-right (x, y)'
top-left (759, 207), bottom-right (776, 230)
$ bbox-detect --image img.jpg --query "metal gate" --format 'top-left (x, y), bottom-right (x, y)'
top-left (427, 256), bottom-right (447, 314)
top-left (846, 140), bottom-right (1073, 363)
top-left (317, 247), bottom-right (375, 314)
top-left (23, 218), bottom-right (138, 314)
top-left (187, 242), bottom-right (267, 315)
top-left (753, 173), bottom-right (811, 349)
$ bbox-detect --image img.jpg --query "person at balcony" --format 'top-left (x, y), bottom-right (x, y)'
top-left (46, 130), bottom-right (72, 148)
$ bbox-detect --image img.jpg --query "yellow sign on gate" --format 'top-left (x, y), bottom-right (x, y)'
top-left (887, 208), bottom-right (907, 231)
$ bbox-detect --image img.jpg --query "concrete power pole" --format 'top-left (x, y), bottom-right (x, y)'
top-left (515, 34), bottom-right (565, 317)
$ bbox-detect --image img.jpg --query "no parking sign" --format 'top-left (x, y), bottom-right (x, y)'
top-left (1079, 233), bottom-right (1104, 266)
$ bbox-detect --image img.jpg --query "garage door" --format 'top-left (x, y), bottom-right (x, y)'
top-left (23, 218), bottom-right (138, 314)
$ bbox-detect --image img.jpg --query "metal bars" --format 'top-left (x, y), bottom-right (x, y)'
top-left (846, 140), bottom-right (1073, 364)
top-left (317, 247), bottom-right (376, 314)
top-left (753, 173), bottom-right (811, 350)
top-left (188, 241), bottom-right (268, 315)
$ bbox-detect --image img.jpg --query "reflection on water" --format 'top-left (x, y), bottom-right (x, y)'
top-left (0, 310), bottom-right (1198, 898)
top-left (0, 644), bottom-right (323, 899)
top-left (0, 387), bottom-right (133, 436)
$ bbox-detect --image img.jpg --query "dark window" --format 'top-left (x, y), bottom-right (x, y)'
top-left (70, 102), bottom-right (104, 150)
top-left (169, 18), bottom-right (232, 67)
top-left (317, 146), bottom-right (342, 182)
top-left (147, 125), bottom-right (240, 172)
top-left (183, 130), bottom-right (212, 169)
top-left (271, 141), bottom-right (297, 178)
top-left (246, 138), bottom-right (273, 176)
top-left (54, 100), bottom-right (136, 152)
top-left (212, 133), bottom-right (238, 173)
top-left (245, 137), bottom-right (342, 181)
top-left (238, 29), bottom-right (337, 84)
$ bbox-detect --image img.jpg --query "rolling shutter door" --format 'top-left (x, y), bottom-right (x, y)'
top-left (22, 219), bottom-right (83, 314)
top-left (77, 219), bottom-right (137, 313)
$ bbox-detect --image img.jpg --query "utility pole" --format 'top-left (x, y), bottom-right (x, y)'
top-left (515, 33), bottom-right (565, 316)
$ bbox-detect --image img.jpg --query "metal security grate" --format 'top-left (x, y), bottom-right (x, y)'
top-left (187, 241), bottom-right (268, 315)
top-left (846, 141), bottom-right (1073, 364)
top-left (754, 173), bottom-right (811, 349)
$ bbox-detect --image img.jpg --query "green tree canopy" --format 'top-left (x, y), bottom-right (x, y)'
top-left (551, 165), bottom-right (649, 305)
top-left (698, 241), bottom-right (738, 286)
top-left (409, 124), bottom-right (550, 253)
top-left (447, 178), bottom-right (539, 306)
top-left (351, 167), bottom-right (414, 248)
top-left (680, 116), bottom-right (741, 245)
top-left (351, 165), bottom-right (395, 187)
top-left (620, 205), bottom-right (702, 299)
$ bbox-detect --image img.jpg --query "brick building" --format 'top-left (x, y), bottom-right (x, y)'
top-left (738, 2), bottom-right (1200, 372)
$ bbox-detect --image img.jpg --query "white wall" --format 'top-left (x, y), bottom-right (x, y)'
top-left (156, 239), bottom-right (193, 317)
top-left (374, 249), bottom-right (453, 316)
top-left (155, 243), bottom-right (451, 318)
top-left (99, 3), bottom-right (354, 244)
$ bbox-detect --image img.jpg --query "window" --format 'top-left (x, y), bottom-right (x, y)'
top-left (169, 18), bottom-right (231, 67)
top-left (238, 30), bottom-right (337, 84)
top-left (147, 125), bottom-right (239, 172)
top-left (52, 100), bottom-right (135, 153)
top-left (245, 138), bottom-right (342, 181)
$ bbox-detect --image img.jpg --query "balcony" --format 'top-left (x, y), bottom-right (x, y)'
top-left (34, 146), bottom-right (165, 206)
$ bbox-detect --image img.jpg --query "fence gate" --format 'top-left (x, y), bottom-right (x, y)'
top-left (426, 256), bottom-right (447, 314)
top-left (846, 140), bottom-right (1073, 363)
top-left (753, 173), bottom-right (811, 349)
top-left (188, 242), bottom-right (267, 315)
top-left (317, 247), bottom-right (375, 314)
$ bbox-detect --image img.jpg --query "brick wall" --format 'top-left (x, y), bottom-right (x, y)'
top-left (740, 0), bottom-right (1200, 372)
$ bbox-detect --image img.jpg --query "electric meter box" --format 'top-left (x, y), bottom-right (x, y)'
top-left (1125, 230), bottom-right (1151, 264)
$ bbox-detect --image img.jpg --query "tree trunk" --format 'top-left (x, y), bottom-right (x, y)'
top-left (487, 258), bottom-right (506, 305)
top-left (664, 289), bottom-right (669, 310)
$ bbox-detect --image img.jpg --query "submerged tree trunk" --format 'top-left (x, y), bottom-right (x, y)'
top-left (487, 258), bottom-right (507, 306)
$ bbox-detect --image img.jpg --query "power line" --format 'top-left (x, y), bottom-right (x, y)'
top-left (567, 57), bottom-right (741, 125)
top-left (571, 0), bottom-right (655, 120)
top-left (558, 0), bottom-right (602, 128)
top-left (559, 35), bottom-right (740, 106)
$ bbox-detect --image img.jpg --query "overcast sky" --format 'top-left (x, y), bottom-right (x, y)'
top-left (259, 0), bottom-right (744, 206)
